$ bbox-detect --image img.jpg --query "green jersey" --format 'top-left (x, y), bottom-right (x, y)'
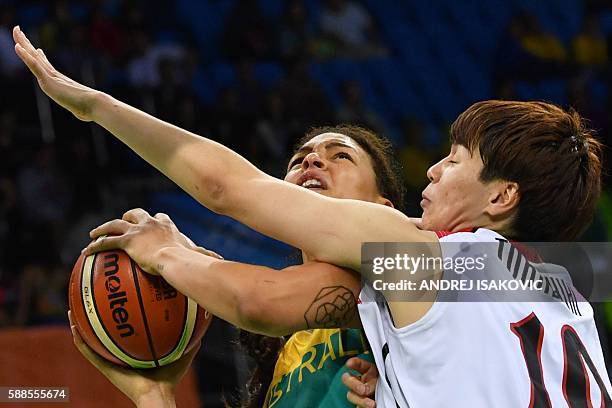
top-left (264, 328), bottom-right (372, 407)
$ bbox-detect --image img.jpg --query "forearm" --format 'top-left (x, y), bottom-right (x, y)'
top-left (91, 92), bottom-right (263, 212)
top-left (154, 247), bottom-right (362, 336)
top-left (135, 386), bottom-right (176, 408)
top-left (155, 246), bottom-right (274, 334)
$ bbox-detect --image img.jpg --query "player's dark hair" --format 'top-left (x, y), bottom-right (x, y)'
top-left (236, 125), bottom-right (405, 407)
top-left (451, 100), bottom-right (603, 241)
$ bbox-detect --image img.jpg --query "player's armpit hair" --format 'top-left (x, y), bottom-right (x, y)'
top-left (304, 286), bottom-right (358, 329)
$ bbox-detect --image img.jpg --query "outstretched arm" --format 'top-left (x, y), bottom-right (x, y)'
top-left (14, 27), bottom-right (434, 272)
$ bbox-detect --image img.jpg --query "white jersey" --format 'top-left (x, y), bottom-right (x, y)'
top-left (358, 228), bottom-right (612, 407)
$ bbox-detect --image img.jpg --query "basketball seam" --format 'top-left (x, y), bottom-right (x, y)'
top-left (157, 295), bottom-right (189, 359)
top-left (130, 259), bottom-right (160, 367)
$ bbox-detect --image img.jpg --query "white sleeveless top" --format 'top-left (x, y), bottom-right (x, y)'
top-left (358, 228), bottom-right (612, 407)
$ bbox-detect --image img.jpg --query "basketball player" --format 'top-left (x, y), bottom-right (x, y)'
top-left (70, 125), bottom-right (392, 408)
top-left (15, 26), bottom-right (611, 406)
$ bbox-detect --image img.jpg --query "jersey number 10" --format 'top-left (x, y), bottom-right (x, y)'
top-left (512, 312), bottom-right (611, 407)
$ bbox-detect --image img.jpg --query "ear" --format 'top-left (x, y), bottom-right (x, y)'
top-left (376, 196), bottom-right (394, 209)
top-left (486, 181), bottom-right (519, 217)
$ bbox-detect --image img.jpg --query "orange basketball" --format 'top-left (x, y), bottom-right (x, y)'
top-left (68, 249), bottom-right (212, 368)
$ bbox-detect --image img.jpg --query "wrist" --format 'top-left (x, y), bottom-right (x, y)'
top-left (90, 91), bottom-right (112, 122)
top-left (135, 384), bottom-right (176, 408)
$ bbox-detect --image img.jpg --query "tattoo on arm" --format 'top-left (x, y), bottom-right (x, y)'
top-left (304, 286), bottom-right (358, 329)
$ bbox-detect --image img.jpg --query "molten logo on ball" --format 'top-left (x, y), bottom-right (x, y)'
top-left (103, 253), bottom-right (134, 338)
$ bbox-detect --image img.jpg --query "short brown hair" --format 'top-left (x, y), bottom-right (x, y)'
top-left (451, 100), bottom-right (602, 241)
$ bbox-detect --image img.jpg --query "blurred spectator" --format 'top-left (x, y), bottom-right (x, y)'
top-left (278, 0), bottom-right (314, 61)
top-left (55, 24), bottom-right (92, 78)
top-left (568, 78), bottom-right (609, 143)
top-left (232, 60), bottom-right (266, 117)
top-left (222, 0), bottom-right (273, 61)
top-left (15, 145), bottom-right (73, 265)
top-left (63, 138), bottom-right (104, 217)
top-left (398, 119), bottom-right (433, 190)
top-left (572, 14), bottom-right (608, 67)
top-left (495, 79), bottom-right (519, 100)
top-left (127, 29), bottom-right (185, 88)
top-left (38, 0), bottom-right (75, 54)
top-left (119, 1), bottom-right (149, 34)
top-left (496, 12), bottom-right (568, 81)
top-left (0, 6), bottom-right (21, 77)
top-left (336, 79), bottom-right (386, 132)
top-left (127, 29), bottom-right (159, 87)
top-left (16, 145), bottom-right (73, 227)
top-left (397, 119), bottom-right (435, 215)
top-left (0, 176), bottom-right (18, 271)
top-left (15, 263), bottom-right (67, 326)
top-left (276, 58), bottom-right (333, 129)
top-left (89, 4), bottom-right (124, 60)
top-left (209, 88), bottom-right (254, 153)
top-left (318, 0), bottom-right (387, 58)
top-left (255, 92), bottom-right (300, 176)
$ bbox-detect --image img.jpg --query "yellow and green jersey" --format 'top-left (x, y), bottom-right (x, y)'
top-left (264, 328), bottom-right (372, 407)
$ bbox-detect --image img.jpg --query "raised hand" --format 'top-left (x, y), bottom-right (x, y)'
top-left (12, 25), bottom-right (100, 121)
top-left (83, 208), bottom-right (222, 275)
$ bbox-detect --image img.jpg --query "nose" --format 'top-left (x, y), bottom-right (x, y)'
top-left (302, 152), bottom-right (326, 170)
top-left (426, 158), bottom-right (443, 182)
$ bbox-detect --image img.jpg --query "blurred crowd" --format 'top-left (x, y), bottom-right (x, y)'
top-left (1, 0), bottom-right (612, 403)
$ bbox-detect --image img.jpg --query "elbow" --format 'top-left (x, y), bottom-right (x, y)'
top-left (194, 173), bottom-right (228, 214)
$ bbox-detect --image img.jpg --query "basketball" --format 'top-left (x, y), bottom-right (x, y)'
top-left (68, 249), bottom-right (212, 368)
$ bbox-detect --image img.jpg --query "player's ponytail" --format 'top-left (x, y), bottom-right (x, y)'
top-left (235, 331), bottom-right (284, 407)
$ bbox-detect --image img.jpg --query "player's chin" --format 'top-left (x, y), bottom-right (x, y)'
top-left (419, 212), bottom-right (436, 231)
top-left (309, 187), bottom-right (330, 196)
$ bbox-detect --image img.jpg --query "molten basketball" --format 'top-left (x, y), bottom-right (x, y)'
top-left (68, 249), bottom-right (212, 368)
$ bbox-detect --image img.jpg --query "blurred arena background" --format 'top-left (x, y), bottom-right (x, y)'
top-left (1, 0), bottom-right (611, 406)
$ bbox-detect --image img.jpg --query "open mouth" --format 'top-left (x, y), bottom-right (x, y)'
top-left (301, 178), bottom-right (325, 189)
top-left (297, 171), bottom-right (328, 190)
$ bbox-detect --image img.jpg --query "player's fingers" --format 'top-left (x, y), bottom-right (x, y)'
top-left (346, 391), bottom-right (376, 408)
top-left (123, 208), bottom-right (151, 224)
top-left (82, 235), bottom-right (125, 255)
top-left (154, 212), bottom-right (173, 223)
top-left (342, 372), bottom-right (369, 396)
top-left (14, 43), bottom-right (45, 78)
top-left (346, 356), bottom-right (373, 374)
top-left (89, 219), bottom-right (131, 239)
top-left (37, 48), bottom-right (56, 73)
top-left (195, 247), bottom-right (224, 259)
top-left (68, 311), bottom-right (107, 369)
top-left (13, 26), bottom-right (38, 56)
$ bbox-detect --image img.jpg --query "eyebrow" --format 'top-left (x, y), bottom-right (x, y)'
top-left (294, 141), bottom-right (357, 156)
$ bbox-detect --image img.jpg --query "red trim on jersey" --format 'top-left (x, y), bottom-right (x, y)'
top-left (511, 241), bottom-right (543, 263)
top-left (510, 312), bottom-right (553, 408)
top-left (434, 228), bottom-right (477, 238)
top-left (561, 324), bottom-right (595, 408)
